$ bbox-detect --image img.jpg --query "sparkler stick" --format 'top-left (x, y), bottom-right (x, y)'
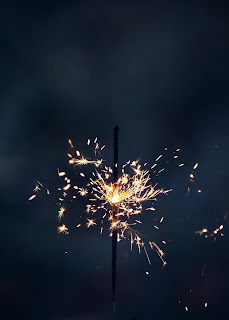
top-left (112, 125), bottom-right (119, 320)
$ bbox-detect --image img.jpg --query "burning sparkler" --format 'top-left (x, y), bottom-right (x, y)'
top-left (30, 129), bottom-right (172, 263)
top-left (112, 125), bottom-right (119, 320)
top-left (30, 126), bottom-right (173, 319)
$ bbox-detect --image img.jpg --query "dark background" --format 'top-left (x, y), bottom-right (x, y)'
top-left (1, 1), bottom-right (229, 319)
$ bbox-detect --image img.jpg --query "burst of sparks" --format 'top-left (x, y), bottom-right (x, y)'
top-left (91, 168), bottom-right (170, 222)
top-left (65, 139), bottom-right (171, 264)
top-left (34, 137), bottom-right (175, 266)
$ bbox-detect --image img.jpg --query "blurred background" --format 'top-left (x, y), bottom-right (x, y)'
top-left (1, 0), bottom-right (229, 319)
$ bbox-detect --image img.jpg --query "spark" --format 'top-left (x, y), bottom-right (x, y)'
top-left (186, 187), bottom-right (190, 196)
top-left (157, 168), bottom-right (165, 174)
top-left (63, 184), bottom-right (71, 191)
top-left (68, 139), bottom-right (73, 148)
top-left (58, 224), bottom-right (69, 234)
top-left (58, 169), bottom-right (66, 177)
top-left (87, 219), bottom-right (97, 228)
top-left (130, 232), bottom-right (134, 251)
top-left (150, 241), bottom-right (166, 266)
top-left (155, 155), bottom-right (163, 162)
top-left (117, 233), bottom-right (121, 242)
top-left (143, 245), bottom-right (151, 265)
top-left (145, 207), bottom-right (155, 211)
top-left (58, 207), bottom-right (66, 221)
top-left (29, 195), bottom-right (36, 201)
top-left (195, 228), bottom-right (208, 236)
top-left (79, 188), bottom-right (88, 197)
top-left (69, 156), bottom-right (102, 167)
top-left (33, 184), bottom-right (41, 192)
top-left (193, 163), bottom-right (199, 169)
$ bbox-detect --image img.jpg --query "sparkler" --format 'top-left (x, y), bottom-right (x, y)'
top-left (28, 120), bottom-right (229, 319)
top-left (112, 125), bottom-right (119, 320)
top-left (30, 127), bottom-right (172, 318)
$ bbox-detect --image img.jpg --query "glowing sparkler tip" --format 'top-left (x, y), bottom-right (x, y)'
top-left (111, 193), bottom-right (120, 204)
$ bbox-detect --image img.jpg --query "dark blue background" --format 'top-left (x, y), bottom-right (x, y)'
top-left (1, 1), bottom-right (229, 319)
